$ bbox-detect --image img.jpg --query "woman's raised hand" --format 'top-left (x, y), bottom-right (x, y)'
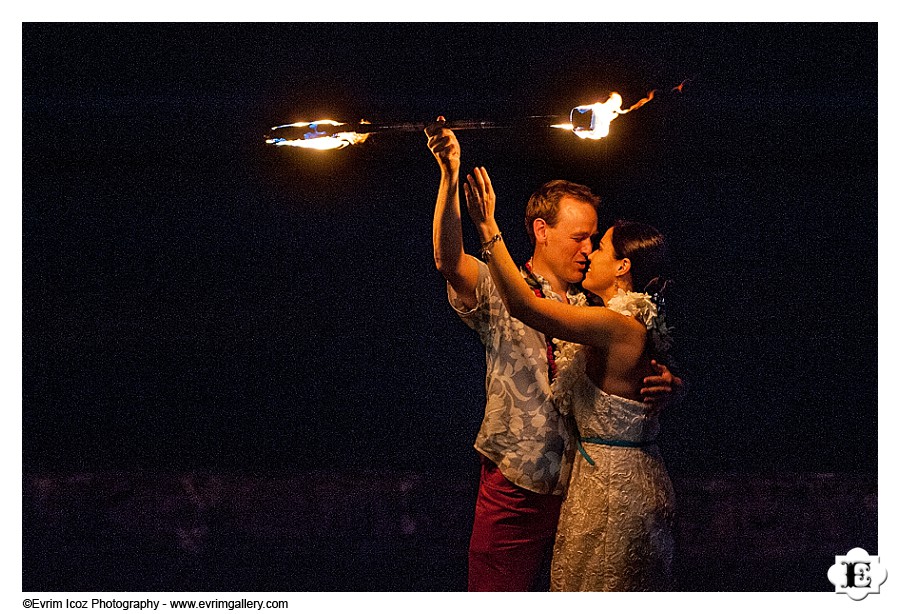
top-left (463, 166), bottom-right (497, 230)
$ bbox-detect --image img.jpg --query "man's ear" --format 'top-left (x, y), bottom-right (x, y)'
top-left (533, 219), bottom-right (548, 245)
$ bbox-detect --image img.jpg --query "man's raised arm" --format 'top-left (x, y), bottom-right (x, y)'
top-left (426, 119), bottom-right (480, 310)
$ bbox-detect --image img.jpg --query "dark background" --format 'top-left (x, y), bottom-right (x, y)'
top-left (23, 23), bottom-right (877, 478)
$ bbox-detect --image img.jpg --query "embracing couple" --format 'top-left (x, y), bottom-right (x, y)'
top-left (427, 121), bottom-right (683, 592)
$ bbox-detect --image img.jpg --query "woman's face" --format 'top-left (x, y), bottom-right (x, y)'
top-left (583, 227), bottom-right (622, 295)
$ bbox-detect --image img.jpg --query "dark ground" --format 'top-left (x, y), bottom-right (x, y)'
top-left (23, 469), bottom-right (875, 592)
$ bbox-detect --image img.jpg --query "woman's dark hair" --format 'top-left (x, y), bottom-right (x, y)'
top-left (610, 220), bottom-right (676, 367)
top-left (610, 220), bottom-right (668, 293)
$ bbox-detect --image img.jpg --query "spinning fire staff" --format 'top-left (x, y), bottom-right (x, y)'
top-left (264, 89), bottom-right (667, 151)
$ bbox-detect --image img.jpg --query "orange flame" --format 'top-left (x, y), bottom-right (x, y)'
top-left (266, 119), bottom-right (370, 150)
top-left (672, 79), bottom-right (690, 93)
top-left (552, 91), bottom-right (655, 140)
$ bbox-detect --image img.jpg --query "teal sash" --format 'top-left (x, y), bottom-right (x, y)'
top-left (576, 436), bottom-right (657, 466)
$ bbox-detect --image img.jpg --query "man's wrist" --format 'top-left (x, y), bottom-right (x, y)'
top-left (440, 164), bottom-right (460, 178)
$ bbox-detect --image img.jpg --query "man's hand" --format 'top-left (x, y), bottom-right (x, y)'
top-left (425, 116), bottom-right (460, 175)
top-left (641, 360), bottom-right (683, 410)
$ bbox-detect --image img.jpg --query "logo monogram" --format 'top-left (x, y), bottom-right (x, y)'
top-left (828, 548), bottom-right (887, 600)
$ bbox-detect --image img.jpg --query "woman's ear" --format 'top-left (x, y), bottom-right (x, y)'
top-left (617, 257), bottom-right (632, 276)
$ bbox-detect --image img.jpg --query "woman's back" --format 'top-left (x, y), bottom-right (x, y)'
top-left (582, 317), bottom-right (653, 402)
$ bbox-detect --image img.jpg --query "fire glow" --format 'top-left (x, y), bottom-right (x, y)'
top-left (265, 119), bottom-right (370, 150)
top-left (551, 91), bottom-right (656, 140)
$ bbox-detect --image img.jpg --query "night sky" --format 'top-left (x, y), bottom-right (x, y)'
top-left (22, 23), bottom-right (877, 477)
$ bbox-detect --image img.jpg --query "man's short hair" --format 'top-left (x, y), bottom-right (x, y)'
top-left (524, 180), bottom-right (601, 245)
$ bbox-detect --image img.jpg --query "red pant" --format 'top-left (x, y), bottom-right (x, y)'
top-left (468, 456), bottom-right (563, 591)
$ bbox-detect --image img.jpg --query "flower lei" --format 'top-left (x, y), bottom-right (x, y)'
top-left (522, 260), bottom-right (587, 383)
top-left (550, 337), bottom-right (582, 416)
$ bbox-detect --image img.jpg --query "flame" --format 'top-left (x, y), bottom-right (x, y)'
top-left (270, 119), bottom-right (346, 131)
top-left (266, 133), bottom-right (368, 150)
top-left (265, 119), bottom-right (369, 150)
top-left (552, 91), bottom-right (655, 140)
top-left (672, 79), bottom-right (690, 93)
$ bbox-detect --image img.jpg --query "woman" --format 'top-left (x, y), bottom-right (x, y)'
top-left (463, 167), bottom-right (675, 591)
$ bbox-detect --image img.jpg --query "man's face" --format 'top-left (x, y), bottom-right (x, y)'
top-left (542, 197), bottom-right (599, 285)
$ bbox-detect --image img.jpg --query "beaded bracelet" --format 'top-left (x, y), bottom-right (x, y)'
top-left (480, 233), bottom-right (503, 261)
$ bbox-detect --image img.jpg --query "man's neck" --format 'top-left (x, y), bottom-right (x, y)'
top-left (529, 255), bottom-right (569, 297)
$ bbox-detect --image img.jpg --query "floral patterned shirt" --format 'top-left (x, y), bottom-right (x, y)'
top-left (448, 259), bottom-right (587, 495)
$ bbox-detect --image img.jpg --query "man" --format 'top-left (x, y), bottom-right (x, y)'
top-left (426, 121), bottom-right (679, 591)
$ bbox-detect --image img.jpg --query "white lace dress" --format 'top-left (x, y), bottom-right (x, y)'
top-left (549, 291), bottom-right (675, 591)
